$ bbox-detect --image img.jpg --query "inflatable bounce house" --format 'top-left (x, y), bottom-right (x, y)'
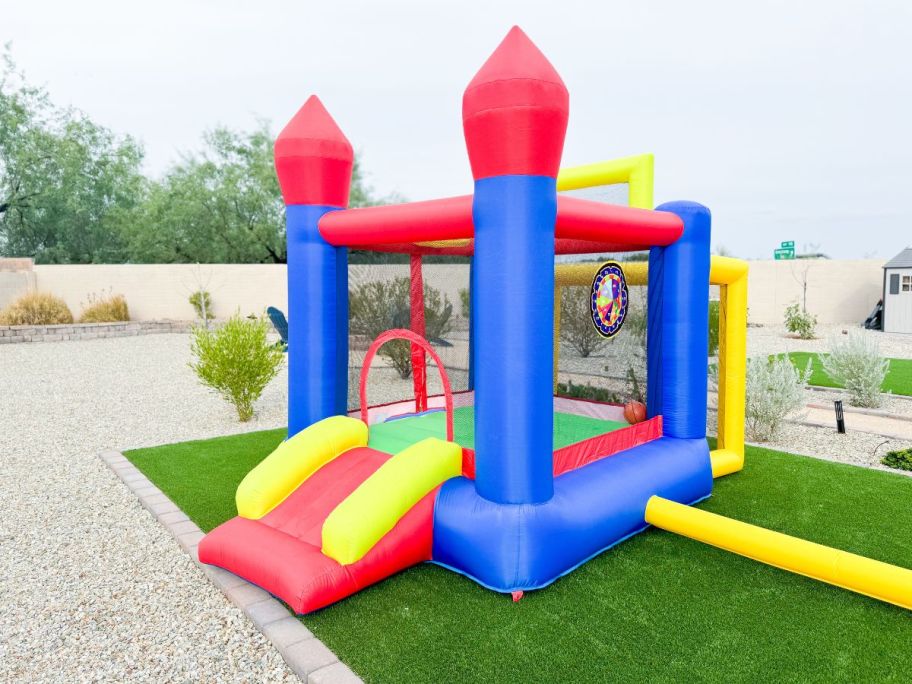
top-left (200, 27), bottom-right (912, 614)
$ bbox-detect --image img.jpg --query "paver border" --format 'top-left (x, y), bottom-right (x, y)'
top-left (98, 449), bottom-right (362, 684)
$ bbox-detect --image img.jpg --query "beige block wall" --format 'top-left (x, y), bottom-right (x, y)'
top-left (22, 259), bottom-right (884, 326)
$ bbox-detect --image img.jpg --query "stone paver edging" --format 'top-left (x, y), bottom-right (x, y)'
top-left (98, 450), bottom-right (362, 684)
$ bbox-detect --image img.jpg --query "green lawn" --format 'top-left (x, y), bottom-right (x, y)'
top-left (126, 432), bottom-right (912, 683)
top-left (784, 351), bottom-right (912, 397)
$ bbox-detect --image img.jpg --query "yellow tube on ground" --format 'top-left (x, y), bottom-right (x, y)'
top-left (322, 437), bottom-right (462, 565)
top-left (236, 416), bottom-right (368, 520)
top-left (645, 496), bottom-right (912, 611)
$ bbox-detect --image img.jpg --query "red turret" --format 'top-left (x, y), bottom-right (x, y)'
top-left (462, 26), bottom-right (569, 180)
top-left (274, 95), bottom-right (354, 207)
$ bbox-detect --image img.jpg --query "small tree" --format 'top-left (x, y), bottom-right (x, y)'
top-left (560, 286), bottom-right (604, 358)
top-left (821, 331), bottom-right (889, 408)
top-left (745, 354), bottom-right (812, 441)
top-left (189, 314), bottom-right (284, 421)
top-left (784, 302), bottom-right (817, 339)
top-left (189, 290), bottom-right (212, 325)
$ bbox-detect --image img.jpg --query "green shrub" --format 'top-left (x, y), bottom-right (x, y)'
top-left (745, 354), bottom-right (812, 441)
top-left (350, 277), bottom-right (453, 379)
top-left (821, 331), bottom-right (889, 408)
top-left (189, 290), bottom-right (212, 321)
top-left (784, 302), bottom-right (817, 339)
top-left (708, 300), bottom-right (720, 356)
top-left (189, 314), bottom-right (284, 421)
top-left (560, 286), bottom-right (604, 358)
top-left (555, 380), bottom-right (620, 403)
top-left (459, 287), bottom-right (470, 319)
top-left (79, 293), bottom-right (129, 323)
top-left (881, 447), bottom-right (912, 472)
top-left (0, 291), bottom-right (74, 325)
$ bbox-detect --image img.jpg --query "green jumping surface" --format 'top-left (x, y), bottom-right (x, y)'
top-left (367, 406), bottom-right (626, 454)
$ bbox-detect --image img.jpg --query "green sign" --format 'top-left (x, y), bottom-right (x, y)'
top-left (780, 240), bottom-right (795, 249)
top-left (774, 248), bottom-right (795, 260)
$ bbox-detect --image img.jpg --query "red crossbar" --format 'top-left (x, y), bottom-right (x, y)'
top-left (319, 194), bottom-right (683, 248)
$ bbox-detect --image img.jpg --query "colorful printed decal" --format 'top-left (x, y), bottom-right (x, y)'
top-left (590, 262), bottom-right (628, 338)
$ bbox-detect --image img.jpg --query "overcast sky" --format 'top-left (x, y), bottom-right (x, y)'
top-left (4, 0), bottom-right (911, 259)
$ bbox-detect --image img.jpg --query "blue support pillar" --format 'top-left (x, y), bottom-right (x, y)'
top-left (472, 176), bottom-right (557, 504)
top-left (654, 201), bottom-right (712, 438)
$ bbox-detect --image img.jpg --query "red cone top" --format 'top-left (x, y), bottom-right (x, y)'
top-left (463, 26), bottom-right (569, 180)
top-left (274, 96), bottom-right (354, 206)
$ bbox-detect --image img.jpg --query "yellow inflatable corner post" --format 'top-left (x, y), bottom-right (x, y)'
top-left (236, 416), bottom-right (368, 519)
top-left (322, 437), bottom-right (462, 565)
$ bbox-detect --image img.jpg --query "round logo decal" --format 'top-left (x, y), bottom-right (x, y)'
top-left (590, 261), bottom-right (628, 338)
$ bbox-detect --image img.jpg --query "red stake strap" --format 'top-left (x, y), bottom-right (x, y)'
top-left (409, 254), bottom-right (428, 413)
top-left (360, 329), bottom-right (454, 441)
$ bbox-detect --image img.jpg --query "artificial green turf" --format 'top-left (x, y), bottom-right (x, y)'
top-left (366, 406), bottom-right (625, 454)
top-left (784, 351), bottom-right (912, 397)
top-left (126, 432), bottom-right (912, 683)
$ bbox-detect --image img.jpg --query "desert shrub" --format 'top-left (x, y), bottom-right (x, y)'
top-left (881, 447), bottom-right (912, 472)
top-left (784, 302), bottom-right (817, 339)
top-left (745, 354), bottom-right (812, 442)
top-left (821, 331), bottom-right (889, 408)
top-left (189, 290), bottom-right (212, 322)
top-left (79, 292), bottom-right (129, 323)
top-left (555, 380), bottom-right (620, 403)
top-left (350, 277), bottom-right (453, 379)
top-left (0, 292), bottom-right (73, 325)
top-left (459, 287), bottom-right (470, 319)
top-left (614, 303), bottom-right (648, 403)
top-left (708, 300), bottom-right (720, 356)
top-left (560, 286), bottom-right (604, 358)
top-left (189, 314), bottom-right (284, 421)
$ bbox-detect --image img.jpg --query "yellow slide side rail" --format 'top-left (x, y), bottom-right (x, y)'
top-left (236, 416), bottom-right (368, 520)
top-left (322, 437), bottom-right (462, 565)
top-left (646, 496), bottom-right (912, 611)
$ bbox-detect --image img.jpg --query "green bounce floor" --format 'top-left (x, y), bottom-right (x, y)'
top-left (366, 406), bottom-right (626, 454)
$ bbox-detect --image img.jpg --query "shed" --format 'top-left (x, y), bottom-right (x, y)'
top-left (883, 247), bottom-right (912, 334)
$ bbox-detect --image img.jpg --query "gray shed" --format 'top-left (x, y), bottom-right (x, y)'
top-left (883, 248), bottom-right (912, 334)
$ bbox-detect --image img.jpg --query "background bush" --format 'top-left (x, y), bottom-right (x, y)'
top-left (560, 286), bottom-right (604, 358)
top-left (555, 380), bottom-right (620, 403)
top-left (189, 314), bottom-right (284, 421)
top-left (745, 354), bottom-right (812, 441)
top-left (821, 331), bottom-right (889, 408)
top-left (0, 292), bottom-right (73, 325)
top-left (458, 288), bottom-right (470, 319)
top-left (784, 302), bottom-right (817, 339)
top-left (79, 292), bottom-right (129, 323)
top-left (881, 447), bottom-right (912, 472)
top-left (708, 300), bottom-right (720, 356)
top-left (350, 277), bottom-right (453, 379)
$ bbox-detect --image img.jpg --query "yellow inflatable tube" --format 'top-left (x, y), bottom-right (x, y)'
top-left (322, 437), bottom-right (462, 565)
top-left (236, 416), bottom-right (368, 519)
top-left (645, 496), bottom-right (912, 610)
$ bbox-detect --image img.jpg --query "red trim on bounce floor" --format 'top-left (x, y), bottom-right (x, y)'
top-left (458, 416), bottom-right (663, 480)
top-left (409, 254), bottom-right (428, 413)
top-left (360, 329), bottom-right (454, 441)
top-left (198, 446), bottom-right (440, 614)
top-left (274, 95), bottom-right (354, 207)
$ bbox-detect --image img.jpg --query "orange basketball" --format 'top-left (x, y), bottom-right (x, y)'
top-left (623, 401), bottom-right (647, 424)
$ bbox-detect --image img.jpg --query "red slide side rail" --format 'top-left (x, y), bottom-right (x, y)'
top-left (319, 195), bottom-right (682, 248)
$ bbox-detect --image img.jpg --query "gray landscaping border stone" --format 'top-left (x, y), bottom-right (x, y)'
top-left (98, 449), bottom-right (362, 684)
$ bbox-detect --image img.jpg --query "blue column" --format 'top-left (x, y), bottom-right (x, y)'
top-left (286, 204), bottom-right (347, 437)
top-left (472, 175), bottom-right (556, 504)
top-left (654, 201), bottom-right (712, 438)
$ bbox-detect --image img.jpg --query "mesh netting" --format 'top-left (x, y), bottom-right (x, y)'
top-left (348, 260), bottom-right (471, 413)
top-left (561, 182), bottom-right (629, 206)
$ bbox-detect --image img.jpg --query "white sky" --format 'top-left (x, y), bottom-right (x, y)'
top-left (4, 0), bottom-right (911, 259)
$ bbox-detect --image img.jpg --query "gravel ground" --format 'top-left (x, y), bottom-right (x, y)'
top-left (746, 323), bottom-right (912, 360)
top-left (0, 334), bottom-right (296, 682)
